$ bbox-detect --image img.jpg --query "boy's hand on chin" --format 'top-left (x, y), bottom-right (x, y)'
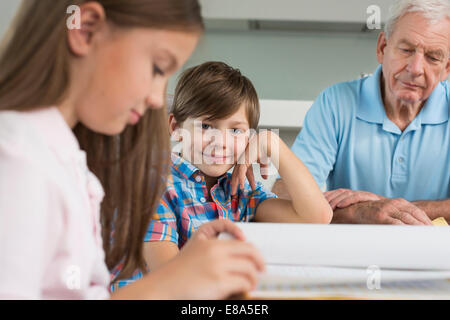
top-left (230, 131), bottom-right (280, 195)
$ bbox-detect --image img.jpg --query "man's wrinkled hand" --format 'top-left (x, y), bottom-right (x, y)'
top-left (325, 188), bottom-right (385, 210)
top-left (350, 198), bottom-right (433, 225)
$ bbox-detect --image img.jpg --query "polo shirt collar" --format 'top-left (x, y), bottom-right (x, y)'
top-left (357, 65), bottom-right (386, 125)
top-left (417, 81), bottom-right (448, 125)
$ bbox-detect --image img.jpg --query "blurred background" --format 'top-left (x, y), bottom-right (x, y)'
top-left (1, 0), bottom-right (438, 188)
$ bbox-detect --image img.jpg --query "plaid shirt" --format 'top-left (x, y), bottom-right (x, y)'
top-left (110, 153), bottom-right (277, 291)
top-left (146, 153), bottom-right (277, 248)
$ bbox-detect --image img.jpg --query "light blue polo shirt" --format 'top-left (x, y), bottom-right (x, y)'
top-left (291, 65), bottom-right (450, 201)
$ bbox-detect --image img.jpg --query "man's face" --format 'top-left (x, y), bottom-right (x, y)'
top-left (377, 13), bottom-right (450, 106)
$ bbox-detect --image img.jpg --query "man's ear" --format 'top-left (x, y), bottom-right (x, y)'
top-left (67, 2), bottom-right (107, 57)
top-left (168, 114), bottom-right (181, 140)
top-left (376, 32), bottom-right (388, 65)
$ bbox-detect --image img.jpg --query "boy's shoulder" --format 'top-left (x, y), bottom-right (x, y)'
top-left (169, 153), bottom-right (201, 179)
top-left (161, 154), bottom-right (202, 195)
top-left (168, 158), bottom-right (199, 185)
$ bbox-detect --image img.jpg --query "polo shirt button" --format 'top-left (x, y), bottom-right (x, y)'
top-left (200, 197), bottom-right (206, 203)
top-left (398, 157), bottom-right (405, 163)
top-left (195, 176), bottom-right (202, 183)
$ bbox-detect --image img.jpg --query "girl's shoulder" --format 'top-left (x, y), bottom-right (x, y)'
top-left (0, 109), bottom-right (82, 192)
top-left (0, 110), bottom-right (30, 137)
top-left (0, 110), bottom-right (46, 159)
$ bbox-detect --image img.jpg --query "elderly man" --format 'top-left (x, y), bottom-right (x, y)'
top-left (273, 0), bottom-right (450, 225)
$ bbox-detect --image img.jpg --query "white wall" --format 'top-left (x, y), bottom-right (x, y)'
top-left (0, 0), bottom-right (21, 41)
top-left (200, 0), bottom-right (392, 23)
top-left (170, 29), bottom-right (380, 101)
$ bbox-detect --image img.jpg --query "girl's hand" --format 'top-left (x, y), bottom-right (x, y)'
top-left (162, 219), bottom-right (266, 299)
top-left (230, 131), bottom-right (278, 195)
top-left (111, 220), bottom-right (265, 300)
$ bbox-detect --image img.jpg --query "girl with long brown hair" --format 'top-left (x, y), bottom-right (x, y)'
top-left (0, 0), bottom-right (264, 299)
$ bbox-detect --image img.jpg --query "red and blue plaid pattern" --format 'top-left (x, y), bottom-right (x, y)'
top-left (110, 153), bottom-right (276, 290)
top-left (146, 153), bottom-right (277, 248)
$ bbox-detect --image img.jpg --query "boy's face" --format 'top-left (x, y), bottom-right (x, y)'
top-left (172, 103), bottom-right (251, 178)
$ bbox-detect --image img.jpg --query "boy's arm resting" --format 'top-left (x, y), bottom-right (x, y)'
top-left (272, 88), bottom-right (340, 201)
top-left (255, 198), bottom-right (319, 223)
top-left (271, 179), bottom-right (291, 200)
top-left (143, 241), bottom-right (179, 271)
top-left (266, 133), bottom-right (332, 224)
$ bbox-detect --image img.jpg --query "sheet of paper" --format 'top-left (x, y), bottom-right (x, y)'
top-left (252, 264), bottom-right (450, 300)
top-left (259, 265), bottom-right (450, 286)
top-left (220, 222), bottom-right (450, 270)
top-left (250, 279), bottom-right (450, 300)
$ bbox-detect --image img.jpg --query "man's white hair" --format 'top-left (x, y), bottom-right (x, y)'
top-left (384, 0), bottom-right (450, 38)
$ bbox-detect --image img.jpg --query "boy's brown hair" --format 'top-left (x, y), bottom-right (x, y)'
top-left (171, 61), bottom-right (260, 129)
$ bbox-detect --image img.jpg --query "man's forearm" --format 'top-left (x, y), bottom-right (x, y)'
top-left (413, 199), bottom-right (450, 222)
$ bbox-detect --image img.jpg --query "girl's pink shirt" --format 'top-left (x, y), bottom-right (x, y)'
top-left (0, 107), bottom-right (110, 299)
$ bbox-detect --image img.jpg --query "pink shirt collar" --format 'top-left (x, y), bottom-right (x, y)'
top-left (24, 106), bottom-right (83, 162)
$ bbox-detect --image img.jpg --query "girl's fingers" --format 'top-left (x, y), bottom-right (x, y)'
top-left (195, 219), bottom-right (245, 241)
top-left (223, 259), bottom-right (261, 289)
top-left (224, 240), bottom-right (266, 272)
top-left (216, 240), bottom-right (266, 272)
top-left (219, 274), bottom-right (255, 298)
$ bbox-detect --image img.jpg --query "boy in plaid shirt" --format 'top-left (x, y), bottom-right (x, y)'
top-left (111, 61), bottom-right (332, 287)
